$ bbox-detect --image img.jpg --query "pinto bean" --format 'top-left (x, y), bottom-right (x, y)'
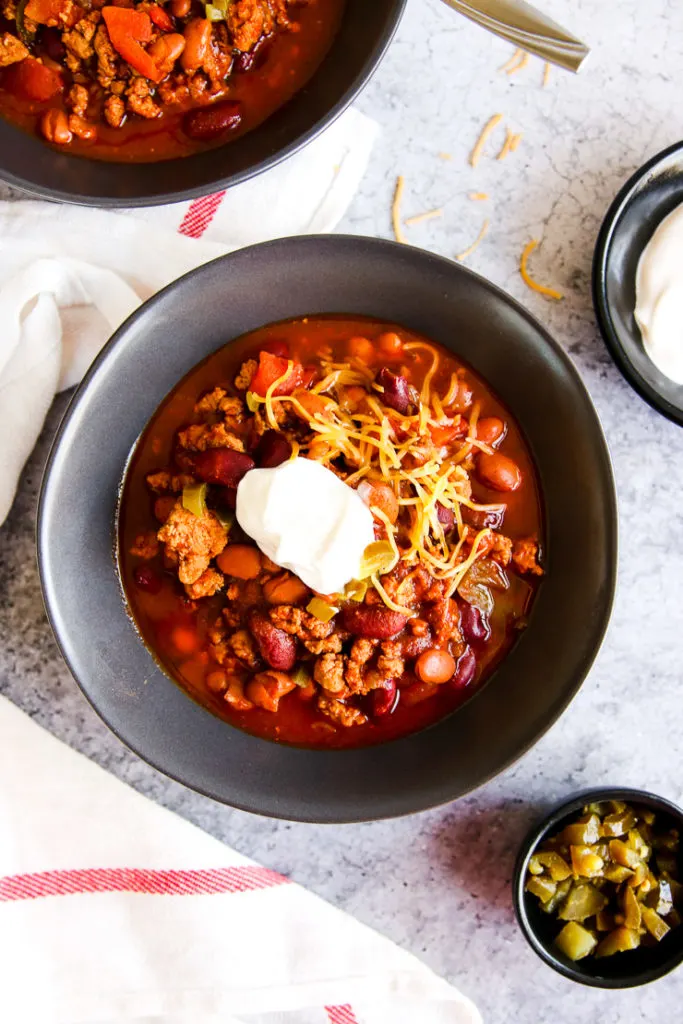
top-left (181, 17), bottom-right (212, 71)
top-left (415, 648), bottom-right (456, 684)
top-left (377, 331), bottom-right (403, 357)
top-left (148, 32), bottom-right (185, 77)
top-left (347, 335), bottom-right (374, 363)
top-left (249, 612), bottom-right (297, 670)
top-left (263, 573), bottom-right (309, 605)
top-left (452, 647), bottom-right (477, 688)
top-left (477, 452), bottom-right (522, 492)
top-left (377, 367), bottom-right (412, 415)
top-left (183, 100), bottom-right (243, 140)
top-left (369, 680), bottom-right (398, 719)
top-left (338, 605), bottom-right (408, 640)
top-left (40, 108), bottom-right (72, 145)
top-left (205, 669), bottom-right (228, 693)
top-left (253, 430), bottom-right (292, 468)
top-left (191, 448), bottom-right (254, 486)
top-left (216, 544), bottom-right (262, 580)
top-left (357, 479), bottom-right (399, 524)
top-left (246, 671), bottom-right (296, 712)
top-left (476, 416), bottom-right (506, 447)
top-left (170, 0), bottom-right (191, 16)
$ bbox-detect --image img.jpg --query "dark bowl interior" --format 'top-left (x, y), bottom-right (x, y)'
top-left (593, 141), bottom-right (683, 425)
top-left (38, 236), bottom-right (617, 822)
top-left (0, 0), bottom-right (405, 206)
top-left (513, 787), bottom-right (683, 988)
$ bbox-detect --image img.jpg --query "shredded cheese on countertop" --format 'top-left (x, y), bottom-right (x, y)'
top-left (456, 219), bottom-right (490, 262)
top-left (404, 207), bottom-right (444, 227)
top-left (543, 61), bottom-right (551, 87)
top-left (497, 127), bottom-right (516, 161)
top-left (392, 176), bottom-right (407, 245)
top-left (509, 132), bottom-right (523, 153)
top-left (506, 50), bottom-right (529, 75)
top-left (469, 192), bottom-right (489, 201)
top-left (520, 239), bottom-right (563, 300)
top-left (437, 151), bottom-right (452, 160)
top-left (469, 114), bottom-right (503, 168)
top-left (499, 47), bottom-right (525, 73)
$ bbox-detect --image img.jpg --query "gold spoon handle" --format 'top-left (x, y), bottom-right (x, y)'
top-left (439, 0), bottom-right (590, 72)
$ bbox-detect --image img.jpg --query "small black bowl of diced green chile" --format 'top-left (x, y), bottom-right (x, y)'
top-left (513, 789), bottom-right (683, 988)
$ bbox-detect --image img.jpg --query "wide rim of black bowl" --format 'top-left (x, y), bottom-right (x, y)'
top-left (37, 235), bottom-right (617, 823)
top-left (592, 140), bottom-right (683, 427)
top-left (0, 0), bottom-right (406, 207)
top-left (513, 787), bottom-right (683, 988)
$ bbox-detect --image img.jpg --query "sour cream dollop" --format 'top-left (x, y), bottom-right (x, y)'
top-left (235, 457), bottom-right (375, 595)
top-left (635, 203), bottom-right (683, 384)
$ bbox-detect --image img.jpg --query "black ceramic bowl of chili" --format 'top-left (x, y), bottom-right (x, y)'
top-left (0, 0), bottom-right (405, 204)
top-left (38, 235), bottom-right (617, 822)
top-left (514, 788), bottom-right (683, 988)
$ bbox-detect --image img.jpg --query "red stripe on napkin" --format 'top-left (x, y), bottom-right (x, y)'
top-left (325, 1006), bottom-right (359, 1024)
top-left (178, 191), bottom-right (226, 238)
top-left (0, 866), bottom-right (289, 902)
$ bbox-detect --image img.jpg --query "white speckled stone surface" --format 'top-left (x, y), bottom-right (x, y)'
top-left (2, 0), bottom-right (683, 1019)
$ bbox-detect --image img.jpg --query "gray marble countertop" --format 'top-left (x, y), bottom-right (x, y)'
top-left (2, 0), bottom-right (683, 1020)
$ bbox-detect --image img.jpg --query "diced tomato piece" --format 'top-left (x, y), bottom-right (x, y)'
top-left (4, 57), bottom-right (63, 101)
top-left (101, 6), bottom-right (161, 82)
top-left (148, 4), bottom-right (174, 30)
top-left (24, 0), bottom-right (79, 25)
top-left (250, 351), bottom-right (304, 398)
top-left (429, 416), bottom-right (468, 447)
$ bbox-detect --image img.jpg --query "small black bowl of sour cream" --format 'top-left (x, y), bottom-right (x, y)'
top-left (593, 141), bottom-right (683, 426)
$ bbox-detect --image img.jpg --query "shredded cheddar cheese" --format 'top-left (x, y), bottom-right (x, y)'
top-left (497, 127), bottom-right (516, 161)
top-left (520, 239), bottom-right (563, 301)
top-left (456, 218), bottom-right (490, 262)
top-left (510, 132), bottom-right (523, 153)
top-left (543, 61), bottom-right (551, 87)
top-left (469, 192), bottom-right (489, 201)
top-left (404, 207), bottom-right (444, 227)
top-left (506, 50), bottom-right (529, 75)
top-left (469, 113), bottom-right (503, 168)
top-left (499, 47), bottom-right (525, 73)
top-left (262, 342), bottom-right (501, 613)
top-left (392, 176), bottom-right (408, 245)
top-left (438, 152), bottom-right (452, 161)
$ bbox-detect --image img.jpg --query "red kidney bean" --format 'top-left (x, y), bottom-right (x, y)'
top-left (377, 367), bottom-right (412, 415)
top-left (192, 448), bottom-right (254, 487)
top-left (39, 27), bottom-right (66, 61)
top-left (436, 502), bottom-right (455, 532)
top-left (369, 681), bottom-right (399, 719)
top-left (338, 605), bottom-right (408, 639)
top-left (460, 603), bottom-right (491, 644)
top-left (253, 429), bottom-right (292, 468)
top-left (183, 100), bottom-right (242, 141)
top-left (451, 647), bottom-right (477, 689)
top-left (133, 565), bottom-right (162, 594)
top-left (249, 612), bottom-right (297, 671)
top-left (462, 505), bottom-right (505, 530)
top-left (261, 339), bottom-right (290, 359)
top-left (233, 34), bottom-right (272, 73)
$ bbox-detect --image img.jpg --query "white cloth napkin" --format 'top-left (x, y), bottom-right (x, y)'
top-left (0, 108), bottom-right (378, 527)
top-left (0, 696), bottom-right (482, 1024)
